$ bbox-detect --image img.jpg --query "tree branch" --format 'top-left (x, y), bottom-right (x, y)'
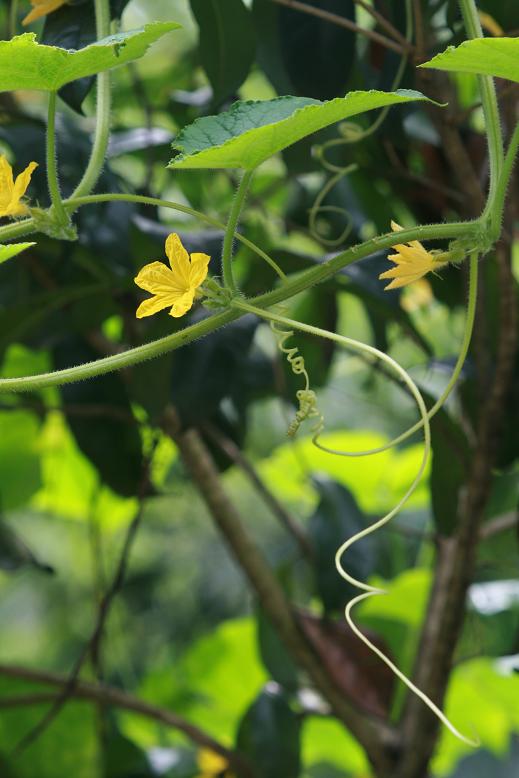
top-left (269, 0), bottom-right (409, 56)
top-left (0, 665), bottom-right (252, 774)
top-left (395, 193), bottom-right (518, 778)
top-left (11, 461), bottom-right (152, 758)
top-left (163, 407), bottom-right (398, 775)
top-left (202, 423), bottom-right (314, 560)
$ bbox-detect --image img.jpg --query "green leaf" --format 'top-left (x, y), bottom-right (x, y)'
top-left (54, 337), bottom-right (143, 498)
top-left (429, 404), bottom-right (470, 536)
top-left (257, 607), bottom-right (299, 691)
top-left (0, 23), bottom-right (180, 93)
top-left (190, 0), bottom-right (255, 106)
top-left (421, 38), bottom-right (519, 83)
top-left (307, 476), bottom-right (377, 613)
top-left (236, 687), bottom-right (301, 778)
top-left (0, 243), bottom-right (35, 265)
top-left (0, 411), bottom-right (41, 510)
top-left (169, 89), bottom-right (435, 170)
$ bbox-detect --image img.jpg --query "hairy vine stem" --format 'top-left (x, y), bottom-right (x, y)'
top-left (45, 91), bottom-right (69, 227)
top-left (0, 216), bottom-right (477, 393)
top-left (70, 0), bottom-right (111, 198)
top-left (222, 170), bottom-right (254, 291)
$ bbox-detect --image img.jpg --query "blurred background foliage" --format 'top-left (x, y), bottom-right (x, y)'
top-left (0, 0), bottom-right (518, 776)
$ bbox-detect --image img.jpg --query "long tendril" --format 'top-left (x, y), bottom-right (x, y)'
top-left (309, 0), bottom-right (413, 247)
top-left (314, 252), bottom-right (479, 458)
top-left (233, 298), bottom-right (477, 746)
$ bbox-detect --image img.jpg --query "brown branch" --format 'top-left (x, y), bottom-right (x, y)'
top-left (202, 423), bottom-right (314, 560)
top-left (351, 0), bottom-right (411, 48)
top-left (162, 407), bottom-right (398, 775)
top-left (12, 461), bottom-right (152, 758)
top-left (479, 511), bottom-right (519, 541)
top-left (394, 199), bottom-right (518, 778)
top-left (269, 0), bottom-right (409, 56)
top-left (0, 666), bottom-right (251, 774)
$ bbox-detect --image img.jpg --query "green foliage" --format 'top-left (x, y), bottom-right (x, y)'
top-left (170, 90), bottom-right (434, 170)
top-left (0, 243), bottom-right (35, 265)
top-left (0, 23), bottom-right (180, 93)
top-left (190, 0), bottom-right (255, 106)
top-left (421, 38), bottom-right (519, 83)
top-left (236, 687), bottom-right (301, 778)
top-left (308, 477), bottom-right (377, 612)
top-left (0, 0), bottom-right (518, 776)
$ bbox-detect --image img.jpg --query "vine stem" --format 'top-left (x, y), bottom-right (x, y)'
top-left (490, 121), bottom-right (519, 237)
top-left (45, 91), bottom-right (69, 227)
top-left (458, 0), bottom-right (504, 227)
top-left (314, 251), bottom-right (479, 457)
top-left (222, 170), bottom-right (254, 291)
top-left (0, 218), bottom-right (478, 393)
top-left (70, 0), bottom-right (111, 198)
top-left (231, 299), bottom-right (477, 747)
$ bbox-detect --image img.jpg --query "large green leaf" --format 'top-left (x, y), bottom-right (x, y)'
top-left (190, 0), bottom-right (255, 105)
top-left (421, 38), bottom-right (519, 83)
top-left (0, 23), bottom-right (180, 93)
top-left (236, 687), bottom-right (301, 778)
top-left (169, 89), bottom-right (434, 170)
top-left (307, 476), bottom-right (377, 613)
top-left (0, 243), bottom-right (35, 265)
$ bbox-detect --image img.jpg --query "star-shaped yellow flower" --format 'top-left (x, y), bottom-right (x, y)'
top-left (22, 0), bottom-right (67, 25)
top-left (134, 233), bottom-right (211, 319)
top-left (196, 748), bottom-right (233, 778)
top-left (379, 221), bottom-right (449, 290)
top-left (0, 156), bottom-right (38, 219)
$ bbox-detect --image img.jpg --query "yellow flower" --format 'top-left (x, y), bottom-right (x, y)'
top-left (478, 11), bottom-right (504, 37)
top-left (0, 156), bottom-right (38, 218)
top-left (379, 221), bottom-right (448, 290)
top-left (196, 748), bottom-right (232, 777)
top-left (134, 233), bottom-right (210, 319)
top-left (22, 0), bottom-right (67, 25)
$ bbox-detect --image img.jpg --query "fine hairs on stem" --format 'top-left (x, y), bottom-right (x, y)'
top-left (233, 298), bottom-right (478, 747)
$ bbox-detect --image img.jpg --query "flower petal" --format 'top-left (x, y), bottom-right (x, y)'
top-left (0, 156), bottom-right (15, 210)
top-left (22, 0), bottom-right (67, 25)
top-left (382, 272), bottom-right (427, 290)
top-left (189, 252), bottom-right (211, 288)
top-left (390, 220), bottom-right (426, 252)
top-left (11, 161), bottom-right (38, 205)
top-left (134, 261), bottom-right (185, 295)
top-left (136, 293), bottom-right (179, 319)
top-left (165, 233), bottom-right (191, 285)
top-left (169, 290), bottom-right (195, 318)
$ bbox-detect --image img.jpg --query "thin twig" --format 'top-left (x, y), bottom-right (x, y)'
top-left (479, 511), bottom-right (519, 540)
top-left (11, 460), bottom-right (152, 758)
top-left (0, 666), bottom-right (252, 774)
top-left (352, 0), bottom-right (411, 48)
top-left (203, 423), bottom-right (314, 560)
top-left (270, 0), bottom-right (409, 56)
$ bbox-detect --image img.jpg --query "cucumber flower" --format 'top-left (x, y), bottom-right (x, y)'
top-left (0, 156), bottom-right (38, 218)
top-left (196, 748), bottom-right (233, 777)
top-left (134, 233), bottom-right (211, 319)
top-left (22, 0), bottom-right (67, 25)
top-left (379, 221), bottom-right (449, 290)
